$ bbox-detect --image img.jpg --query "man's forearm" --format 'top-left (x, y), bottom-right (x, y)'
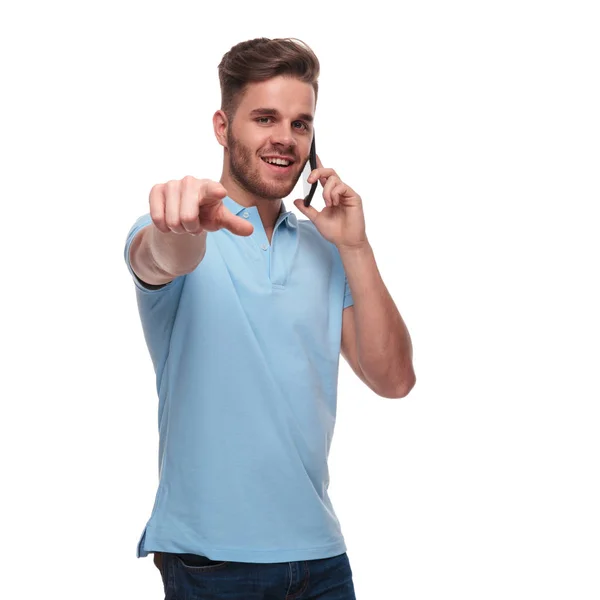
top-left (339, 241), bottom-right (415, 397)
top-left (130, 225), bottom-right (207, 285)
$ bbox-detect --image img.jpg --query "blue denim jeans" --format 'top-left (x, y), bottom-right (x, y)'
top-left (154, 550), bottom-right (357, 599)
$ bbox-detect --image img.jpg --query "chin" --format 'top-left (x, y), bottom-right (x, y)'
top-left (270, 183), bottom-right (297, 200)
top-left (253, 176), bottom-right (298, 201)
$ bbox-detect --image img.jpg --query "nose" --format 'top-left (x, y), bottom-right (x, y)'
top-left (269, 123), bottom-right (298, 149)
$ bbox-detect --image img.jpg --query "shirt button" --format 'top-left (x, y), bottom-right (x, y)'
top-left (242, 211), bottom-right (250, 219)
top-left (260, 244), bottom-right (268, 251)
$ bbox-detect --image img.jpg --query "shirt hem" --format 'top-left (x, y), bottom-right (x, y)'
top-left (138, 536), bottom-right (347, 563)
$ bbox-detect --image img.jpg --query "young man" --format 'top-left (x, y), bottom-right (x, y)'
top-left (124, 37), bottom-right (415, 599)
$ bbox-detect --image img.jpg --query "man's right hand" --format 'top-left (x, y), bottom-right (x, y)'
top-left (149, 176), bottom-right (253, 237)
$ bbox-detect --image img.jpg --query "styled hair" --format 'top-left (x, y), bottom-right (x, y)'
top-left (217, 37), bottom-right (320, 120)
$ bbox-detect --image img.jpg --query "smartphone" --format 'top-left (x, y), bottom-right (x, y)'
top-left (302, 134), bottom-right (318, 207)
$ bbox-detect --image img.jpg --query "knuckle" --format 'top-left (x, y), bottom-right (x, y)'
top-left (180, 211), bottom-right (198, 223)
top-left (149, 184), bottom-right (164, 207)
top-left (150, 207), bottom-right (163, 222)
top-left (165, 215), bottom-right (180, 229)
top-left (150, 182), bottom-right (164, 196)
top-left (181, 175), bottom-right (198, 189)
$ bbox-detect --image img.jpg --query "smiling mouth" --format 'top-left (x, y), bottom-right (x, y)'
top-left (261, 157), bottom-right (295, 170)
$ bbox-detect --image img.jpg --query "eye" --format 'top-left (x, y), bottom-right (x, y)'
top-left (256, 117), bottom-right (273, 124)
top-left (293, 121), bottom-right (309, 131)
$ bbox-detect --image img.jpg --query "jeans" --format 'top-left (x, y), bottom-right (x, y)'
top-left (154, 550), bottom-right (357, 599)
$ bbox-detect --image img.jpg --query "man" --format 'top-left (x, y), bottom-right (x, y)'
top-left (124, 37), bottom-right (415, 599)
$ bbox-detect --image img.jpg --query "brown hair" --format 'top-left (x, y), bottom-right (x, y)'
top-left (217, 37), bottom-right (320, 121)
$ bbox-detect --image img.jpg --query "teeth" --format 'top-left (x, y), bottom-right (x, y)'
top-left (264, 157), bottom-right (291, 166)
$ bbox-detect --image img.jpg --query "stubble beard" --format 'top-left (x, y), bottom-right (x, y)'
top-left (226, 130), bottom-right (305, 201)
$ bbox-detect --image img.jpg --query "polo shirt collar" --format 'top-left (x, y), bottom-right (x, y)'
top-left (223, 196), bottom-right (297, 229)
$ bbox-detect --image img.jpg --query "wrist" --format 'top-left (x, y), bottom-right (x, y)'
top-left (337, 239), bottom-right (372, 256)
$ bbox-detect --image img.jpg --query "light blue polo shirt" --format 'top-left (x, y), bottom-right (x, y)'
top-left (124, 195), bottom-right (354, 563)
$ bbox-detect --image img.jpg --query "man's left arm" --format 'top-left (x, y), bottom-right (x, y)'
top-left (294, 156), bottom-right (415, 399)
top-left (339, 243), bottom-right (415, 398)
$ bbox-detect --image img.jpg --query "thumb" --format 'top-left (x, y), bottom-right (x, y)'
top-left (219, 208), bottom-right (254, 237)
top-left (294, 199), bottom-right (319, 222)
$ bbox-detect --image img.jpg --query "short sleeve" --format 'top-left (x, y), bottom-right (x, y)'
top-left (123, 214), bottom-right (186, 374)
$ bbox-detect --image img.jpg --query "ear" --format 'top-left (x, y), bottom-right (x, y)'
top-left (213, 110), bottom-right (229, 148)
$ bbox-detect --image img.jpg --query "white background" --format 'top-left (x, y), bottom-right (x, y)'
top-left (1, 1), bottom-right (599, 598)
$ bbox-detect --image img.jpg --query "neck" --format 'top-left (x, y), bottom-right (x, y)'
top-left (219, 170), bottom-right (282, 234)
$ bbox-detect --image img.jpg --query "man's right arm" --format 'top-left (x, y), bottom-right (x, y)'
top-left (128, 176), bottom-right (253, 287)
top-left (129, 225), bottom-right (207, 287)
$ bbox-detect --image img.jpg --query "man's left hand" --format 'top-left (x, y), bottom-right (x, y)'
top-left (294, 156), bottom-right (368, 250)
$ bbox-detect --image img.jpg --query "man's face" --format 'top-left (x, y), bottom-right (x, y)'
top-left (226, 76), bottom-right (315, 201)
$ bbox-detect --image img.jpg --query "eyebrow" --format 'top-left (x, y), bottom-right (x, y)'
top-left (249, 108), bottom-right (314, 123)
